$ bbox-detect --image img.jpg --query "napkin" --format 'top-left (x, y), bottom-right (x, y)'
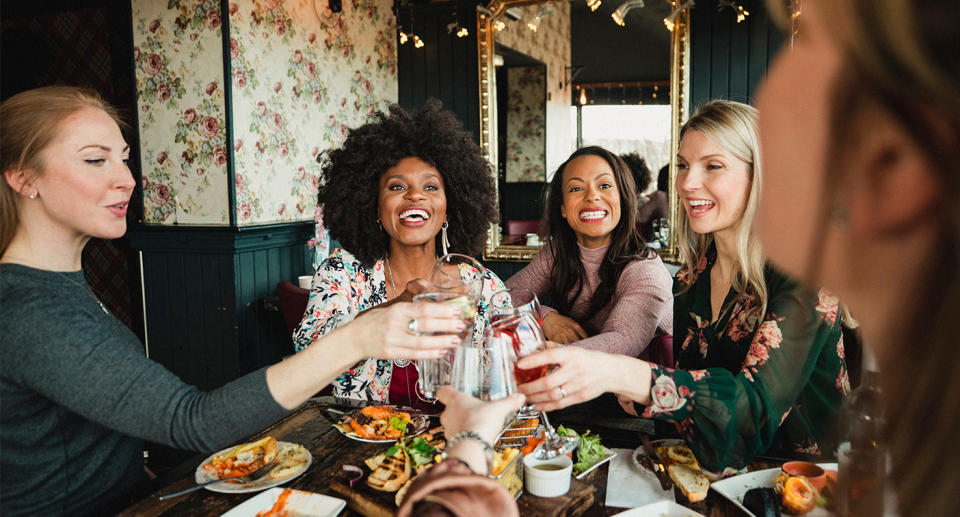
top-left (604, 448), bottom-right (675, 508)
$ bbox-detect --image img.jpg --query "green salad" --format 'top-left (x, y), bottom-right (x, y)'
top-left (557, 426), bottom-right (607, 476)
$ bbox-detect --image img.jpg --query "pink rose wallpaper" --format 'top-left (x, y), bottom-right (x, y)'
top-left (133, 0), bottom-right (398, 225)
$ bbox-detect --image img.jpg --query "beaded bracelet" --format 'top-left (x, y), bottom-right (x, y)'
top-left (443, 430), bottom-right (495, 474)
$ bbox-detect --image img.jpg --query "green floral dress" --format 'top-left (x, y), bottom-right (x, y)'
top-left (629, 248), bottom-right (850, 472)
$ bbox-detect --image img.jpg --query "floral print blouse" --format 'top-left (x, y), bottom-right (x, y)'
top-left (629, 247), bottom-right (849, 472)
top-left (292, 248), bottom-right (505, 402)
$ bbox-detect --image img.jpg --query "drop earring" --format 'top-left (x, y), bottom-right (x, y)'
top-left (440, 221), bottom-right (450, 255)
top-left (377, 219), bottom-right (383, 231)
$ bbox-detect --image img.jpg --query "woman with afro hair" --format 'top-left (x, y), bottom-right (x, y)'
top-left (293, 100), bottom-right (505, 406)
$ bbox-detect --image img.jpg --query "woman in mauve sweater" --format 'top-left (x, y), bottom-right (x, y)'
top-left (505, 146), bottom-right (672, 358)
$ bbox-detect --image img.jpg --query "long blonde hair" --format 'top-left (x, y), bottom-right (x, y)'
top-left (0, 86), bottom-right (123, 255)
top-left (675, 100), bottom-right (767, 316)
top-left (765, 1), bottom-right (960, 515)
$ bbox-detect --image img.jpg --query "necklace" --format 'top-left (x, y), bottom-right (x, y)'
top-left (3, 256), bottom-right (110, 315)
top-left (383, 255), bottom-right (409, 368)
top-left (53, 270), bottom-right (111, 315)
top-left (384, 255), bottom-right (399, 299)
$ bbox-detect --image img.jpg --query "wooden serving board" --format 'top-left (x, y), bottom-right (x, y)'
top-left (330, 469), bottom-right (596, 517)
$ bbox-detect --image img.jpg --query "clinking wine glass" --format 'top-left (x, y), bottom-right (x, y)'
top-left (413, 254), bottom-right (484, 401)
top-left (489, 313), bottom-right (579, 459)
top-left (490, 288), bottom-right (542, 327)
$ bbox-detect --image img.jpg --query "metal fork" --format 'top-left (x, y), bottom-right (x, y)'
top-left (158, 456), bottom-right (280, 500)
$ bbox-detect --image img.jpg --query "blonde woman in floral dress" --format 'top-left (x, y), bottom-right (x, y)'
top-left (517, 101), bottom-right (848, 472)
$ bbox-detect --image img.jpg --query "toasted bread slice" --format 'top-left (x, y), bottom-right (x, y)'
top-left (395, 477), bottom-right (416, 507)
top-left (365, 452), bottom-right (387, 471)
top-left (668, 463), bottom-right (710, 503)
top-left (657, 444), bottom-right (702, 471)
top-left (367, 448), bottom-right (411, 492)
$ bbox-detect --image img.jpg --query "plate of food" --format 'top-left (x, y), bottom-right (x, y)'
top-left (554, 426), bottom-right (616, 479)
top-left (221, 487), bottom-right (346, 517)
top-left (195, 437), bottom-right (312, 494)
top-left (710, 462), bottom-right (837, 517)
top-left (334, 405), bottom-right (430, 443)
top-left (632, 439), bottom-right (714, 503)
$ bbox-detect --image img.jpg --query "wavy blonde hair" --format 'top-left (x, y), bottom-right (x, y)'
top-left (0, 86), bottom-right (122, 255)
top-left (675, 100), bottom-right (767, 316)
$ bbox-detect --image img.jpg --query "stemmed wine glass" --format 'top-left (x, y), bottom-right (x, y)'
top-left (490, 288), bottom-right (543, 327)
top-left (488, 312), bottom-right (579, 459)
top-left (414, 254), bottom-right (485, 401)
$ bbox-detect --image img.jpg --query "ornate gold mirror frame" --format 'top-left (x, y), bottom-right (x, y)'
top-left (478, 0), bottom-right (690, 263)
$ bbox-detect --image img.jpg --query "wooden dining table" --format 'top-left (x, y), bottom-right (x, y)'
top-left (117, 400), bottom-right (775, 516)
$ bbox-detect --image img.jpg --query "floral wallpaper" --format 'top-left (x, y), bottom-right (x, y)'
top-left (496, 1), bottom-right (572, 177)
top-left (133, 0), bottom-right (230, 224)
top-left (505, 66), bottom-right (546, 182)
top-left (132, 0), bottom-right (398, 226)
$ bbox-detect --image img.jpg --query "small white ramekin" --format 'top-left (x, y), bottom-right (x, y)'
top-left (522, 452), bottom-right (573, 497)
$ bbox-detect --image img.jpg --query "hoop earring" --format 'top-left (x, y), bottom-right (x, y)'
top-left (440, 221), bottom-right (450, 255)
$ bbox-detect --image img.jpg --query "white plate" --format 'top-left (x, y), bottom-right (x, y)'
top-left (710, 462), bottom-right (837, 517)
top-left (220, 487), bottom-right (346, 517)
top-left (614, 500), bottom-right (705, 516)
top-left (575, 447), bottom-right (617, 479)
top-left (334, 406), bottom-right (430, 443)
top-left (195, 441), bottom-right (312, 494)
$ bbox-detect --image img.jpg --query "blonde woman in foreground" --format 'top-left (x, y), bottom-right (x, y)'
top-left (518, 100), bottom-right (848, 472)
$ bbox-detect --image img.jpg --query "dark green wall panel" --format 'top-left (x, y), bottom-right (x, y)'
top-left (128, 223), bottom-right (313, 389)
top-left (397, 0), bottom-right (480, 142)
top-left (690, 0), bottom-right (784, 108)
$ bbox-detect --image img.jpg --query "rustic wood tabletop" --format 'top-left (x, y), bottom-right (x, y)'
top-left (117, 401), bottom-right (755, 516)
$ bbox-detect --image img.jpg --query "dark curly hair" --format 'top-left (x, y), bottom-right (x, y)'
top-left (543, 146), bottom-right (655, 316)
top-left (317, 100), bottom-right (498, 266)
top-left (620, 152), bottom-right (651, 194)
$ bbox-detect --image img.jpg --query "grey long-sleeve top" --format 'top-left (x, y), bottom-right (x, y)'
top-left (0, 264), bottom-right (289, 516)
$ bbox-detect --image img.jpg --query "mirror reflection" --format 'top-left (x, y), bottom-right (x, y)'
top-left (481, 0), bottom-right (686, 262)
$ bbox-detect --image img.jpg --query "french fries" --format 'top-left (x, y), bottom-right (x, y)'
top-left (492, 447), bottom-right (520, 476)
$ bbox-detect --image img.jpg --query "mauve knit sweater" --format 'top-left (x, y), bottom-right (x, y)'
top-left (505, 243), bottom-right (673, 357)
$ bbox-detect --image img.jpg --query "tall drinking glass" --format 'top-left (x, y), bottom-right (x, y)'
top-left (414, 254), bottom-right (485, 401)
top-left (489, 313), bottom-right (579, 459)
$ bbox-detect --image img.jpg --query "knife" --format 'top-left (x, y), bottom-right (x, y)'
top-left (639, 433), bottom-right (673, 491)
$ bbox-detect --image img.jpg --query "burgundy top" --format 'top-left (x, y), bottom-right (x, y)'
top-left (506, 243), bottom-right (673, 357)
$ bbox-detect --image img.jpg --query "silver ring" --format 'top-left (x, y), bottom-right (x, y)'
top-left (407, 319), bottom-right (418, 335)
top-left (559, 385), bottom-right (568, 399)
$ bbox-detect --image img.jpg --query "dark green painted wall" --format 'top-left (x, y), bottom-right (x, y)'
top-left (128, 223), bottom-right (313, 389)
top-left (690, 0), bottom-right (784, 108)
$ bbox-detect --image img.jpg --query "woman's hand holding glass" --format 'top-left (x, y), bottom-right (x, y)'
top-left (348, 301), bottom-right (464, 362)
top-left (516, 347), bottom-right (653, 412)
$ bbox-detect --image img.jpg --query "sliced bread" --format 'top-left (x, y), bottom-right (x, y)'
top-left (668, 463), bottom-right (710, 503)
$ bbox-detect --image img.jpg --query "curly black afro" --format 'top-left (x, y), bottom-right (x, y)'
top-left (318, 99), bottom-right (498, 266)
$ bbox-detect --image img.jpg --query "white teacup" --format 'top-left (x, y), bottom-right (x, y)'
top-left (525, 233), bottom-right (540, 246)
top-left (523, 451), bottom-right (572, 497)
top-left (298, 275), bottom-right (313, 289)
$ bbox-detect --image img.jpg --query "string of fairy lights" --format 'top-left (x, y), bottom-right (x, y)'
top-left (395, 0), bottom-right (753, 50)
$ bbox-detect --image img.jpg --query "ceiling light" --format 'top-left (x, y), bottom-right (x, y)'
top-left (527, 4), bottom-right (557, 32)
top-left (399, 31), bottom-right (409, 44)
top-left (611, 0), bottom-right (644, 27)
top-left (587, 0), bottom-right (602, 12)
